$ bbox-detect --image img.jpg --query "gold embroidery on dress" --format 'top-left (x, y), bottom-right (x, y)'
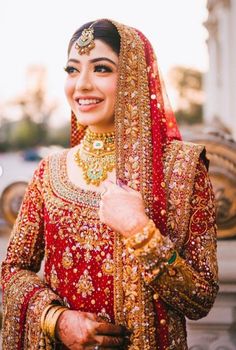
top-left (164, 141), bottom-right (205, 250)
top-left (102, 253), bottom-right (114, 275)
top-left (97, 308), bottom-right (112, 323)
top-left (112, 21), bottom-right (156, 349)
top-left (84, 250), bottom-right (92, 262)
top-left (62, 247), bottom-right (74, 269)
top-left (50, 265), bottom-right (59, 290)
top-left (76, 269), bottom-right (95, 298)
top-left (50, 150), bottom-right (101, 208)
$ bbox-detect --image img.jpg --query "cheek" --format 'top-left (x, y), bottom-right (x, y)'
top-left (106, 78), bottom-right (118, 101)
top-left (64, 79), bottom-right (74, 100)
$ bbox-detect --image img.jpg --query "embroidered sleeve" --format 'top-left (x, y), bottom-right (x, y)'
top-left (133, 160), bottom-right (219, 320)
top-left (1, 159), bottom-right (62, 350)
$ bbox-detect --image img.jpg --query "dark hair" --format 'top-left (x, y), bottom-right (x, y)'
top-left (68, 20), bottom-right (120, 56)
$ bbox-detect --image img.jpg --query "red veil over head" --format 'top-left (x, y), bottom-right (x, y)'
top-left (70, 20), bottom-right (181, 237)
top-left (70, 20), bottom-right (184, 349)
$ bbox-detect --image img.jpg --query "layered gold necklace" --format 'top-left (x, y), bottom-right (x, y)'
top-left (74, 128), bottom-right (116, 186)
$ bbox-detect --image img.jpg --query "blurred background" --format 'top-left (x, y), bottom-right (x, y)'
top-left (0, 0), bottom-right (236, 348)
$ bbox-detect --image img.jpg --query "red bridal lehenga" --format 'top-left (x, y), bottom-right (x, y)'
top-left (1, 20), bottom-right (219, 350)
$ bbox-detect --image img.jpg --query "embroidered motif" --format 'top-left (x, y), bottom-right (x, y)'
top-left (102, 253), bottom-right (114, 275)
top-left (76, 270), bottom-right (95, 298)
top-left (50, 265), bottom-right (59, 290)
top-left (62, 247), bottom-right (73, 269)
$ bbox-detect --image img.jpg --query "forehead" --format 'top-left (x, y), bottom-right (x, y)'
top-left (68, 39), bottom-right (119, 63)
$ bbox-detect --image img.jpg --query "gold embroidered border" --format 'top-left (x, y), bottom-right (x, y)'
top-left (48, 151), bottom-right (101, 208)
top-left (167, 309), bottom-right (187, 350)
top-left (112, 21), bottom-right (156, 349)
top-left (164, 140), bottom-right (205, 250)
top-left (24, 289), bottom-right (62, 349)
top-left (2, 271), bottom-right (45, 350)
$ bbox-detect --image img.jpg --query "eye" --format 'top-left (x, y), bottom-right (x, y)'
top-left (94, 64), bottom-right (113, 73)
top-left (64, 66), bottom-right (78, 74)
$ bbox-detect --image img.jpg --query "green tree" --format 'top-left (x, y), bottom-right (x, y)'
top-left (0, 65), bottom-right (58, 151)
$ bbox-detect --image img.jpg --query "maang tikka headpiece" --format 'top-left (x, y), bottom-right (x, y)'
top-left (75, 21), bottom-right (97, 55)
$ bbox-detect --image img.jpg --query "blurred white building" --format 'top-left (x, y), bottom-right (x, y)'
top-left (204, 0), bottom-right (236, 140)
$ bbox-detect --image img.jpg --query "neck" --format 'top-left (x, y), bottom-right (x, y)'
top-left (88, 125), bottom-right (115, 134)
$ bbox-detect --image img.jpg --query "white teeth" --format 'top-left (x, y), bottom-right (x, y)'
top-left (78, 99), bottom-right (100, 105)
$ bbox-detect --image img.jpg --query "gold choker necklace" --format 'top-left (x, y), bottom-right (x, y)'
top-left (74, 129), bottom-right (116, 186)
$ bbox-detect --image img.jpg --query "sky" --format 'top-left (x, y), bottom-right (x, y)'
top-left (0, 0), bottom-right (208, 125)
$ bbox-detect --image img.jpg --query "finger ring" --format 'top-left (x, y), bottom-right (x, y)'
top-left (93, 346), bottom-right (100, 350)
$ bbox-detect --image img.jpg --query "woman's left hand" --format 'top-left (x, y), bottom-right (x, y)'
top-left (99, 180), bottom-right (149, 238)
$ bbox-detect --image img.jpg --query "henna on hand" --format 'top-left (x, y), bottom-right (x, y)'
top-left (56, 310), bottom-right (127, 349)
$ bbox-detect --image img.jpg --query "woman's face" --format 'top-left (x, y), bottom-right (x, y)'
top-left (64, 39), bottom-right (119, 132)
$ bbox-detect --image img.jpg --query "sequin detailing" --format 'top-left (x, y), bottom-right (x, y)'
top-left (1, 145), bottom-right (219, 350)
top-left (76, 270), bottom-right (95, 298)
top-left (50, 150), bottom-right (101, 208)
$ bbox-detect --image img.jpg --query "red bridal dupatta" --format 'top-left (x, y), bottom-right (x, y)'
top-left (70, 20), bottom-right (218, 349)
top-left (71, 21), bottom-right (182, 234)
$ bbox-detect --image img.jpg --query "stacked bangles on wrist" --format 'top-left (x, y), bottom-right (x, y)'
top-left (124, 219), bottom-right (173, 258)
top-left (40, 304), bottom-right (68, 349)
top-left (124, 219), bottom-right (178, 282)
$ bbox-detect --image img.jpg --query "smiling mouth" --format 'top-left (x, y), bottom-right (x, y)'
top-left (76, 98), bottom-right (103, 106)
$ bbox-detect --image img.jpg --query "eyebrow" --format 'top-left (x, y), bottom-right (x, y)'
top-left (67, 57), bottom-right (117, 66)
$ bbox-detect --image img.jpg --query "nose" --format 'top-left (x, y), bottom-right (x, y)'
top-left (75, 69), bottom-right (93, 91)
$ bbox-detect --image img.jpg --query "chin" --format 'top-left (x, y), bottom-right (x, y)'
top-left (77, 118), bottom-right (101, 127)
top-left (76, 115), bottom-right (113, 129)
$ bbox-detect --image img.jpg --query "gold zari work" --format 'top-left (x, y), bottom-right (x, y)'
top-left (1, 144), bottom-right (219, 350)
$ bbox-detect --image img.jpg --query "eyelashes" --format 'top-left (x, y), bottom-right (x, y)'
top-left (94, 64), bottom-right (113, 73)
top-left (64, 66), bottom-right (77, 74)
top-left (64, 64), bottom-right (113, 74)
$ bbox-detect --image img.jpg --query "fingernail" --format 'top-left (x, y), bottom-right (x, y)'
top-left (116, 179), bottom-right (123, 187)
top-left (117, 178), bottom-right (127, 187)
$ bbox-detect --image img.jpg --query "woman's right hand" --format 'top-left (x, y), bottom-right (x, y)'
top-left (56, 310), bottom-right (127, 349)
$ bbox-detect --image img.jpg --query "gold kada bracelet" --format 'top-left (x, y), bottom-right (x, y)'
top-left (41, 304), bottom-right (68, 343)
top-left (124, 219), bottom-right (161, 250)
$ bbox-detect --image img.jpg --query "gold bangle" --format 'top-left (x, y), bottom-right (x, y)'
top-left (44, 306), bottom-right (68, 341)
top-left (44, 306), bottom-right (63, 338)
top-left (52, 307), bottom-right (68, 341)
top-left (133, 227), bottom-right (163, 258)
top-left (40, 304), bottom-right (56, 332)
top-left (124, 219), bottom-right (158, 250)
top-left (48, 307), bottom-right (68, 341)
